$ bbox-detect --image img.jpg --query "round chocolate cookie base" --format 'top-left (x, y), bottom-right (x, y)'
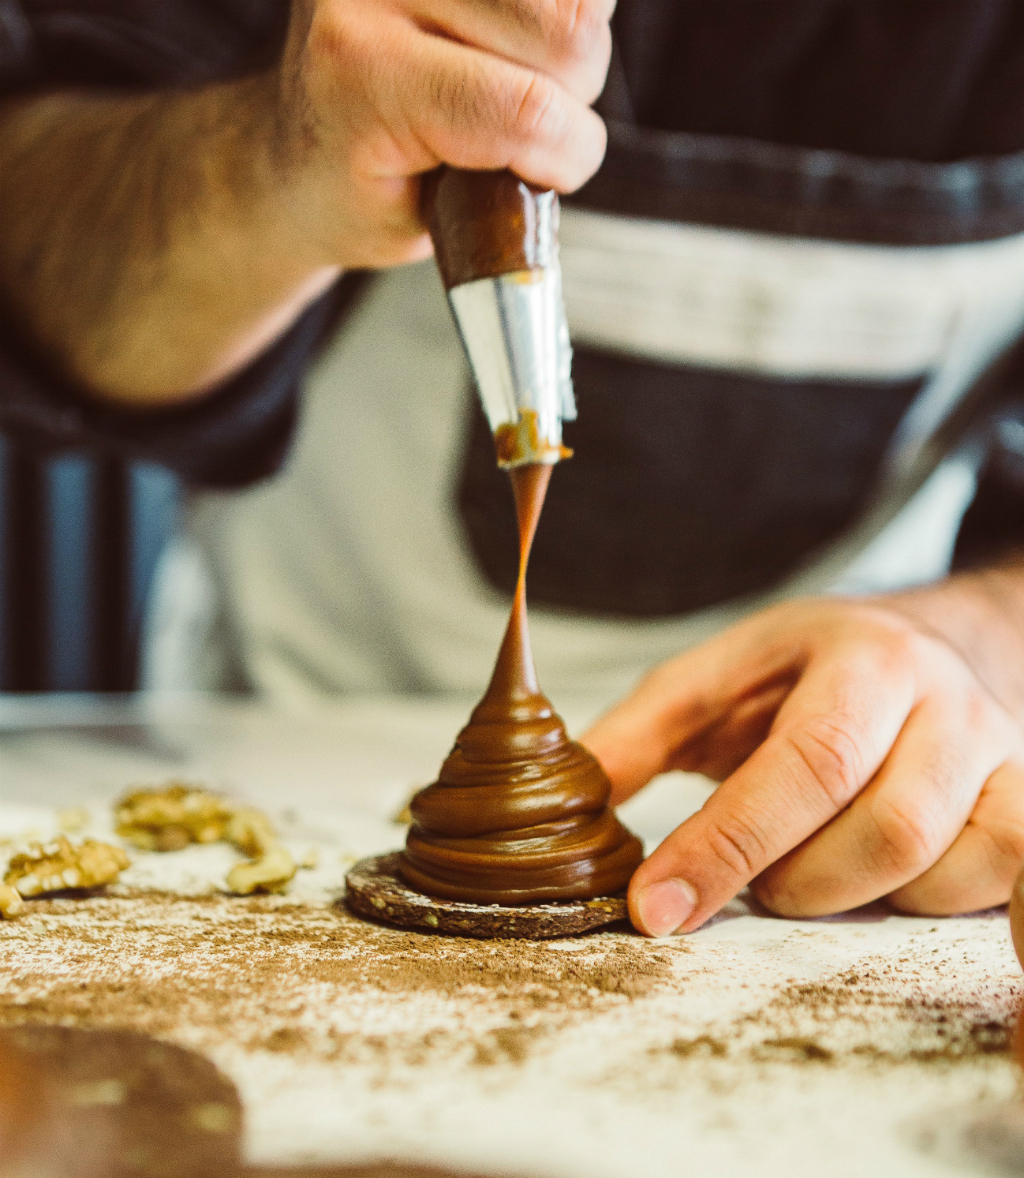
top-left (345, 853), bottom-right (629, 940)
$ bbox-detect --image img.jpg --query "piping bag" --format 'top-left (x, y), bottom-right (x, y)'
top-left (422, 167), bottom-right (576, 468)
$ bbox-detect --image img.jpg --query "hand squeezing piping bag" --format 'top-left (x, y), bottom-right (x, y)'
top-left (422, 167), bottom-right (576, 468)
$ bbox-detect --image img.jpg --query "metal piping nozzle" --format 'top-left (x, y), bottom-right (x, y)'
top-left (423, 168), bottom-right (576, 468)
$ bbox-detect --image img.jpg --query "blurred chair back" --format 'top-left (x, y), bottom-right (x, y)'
top-left (0, 435), bottom-right (178, 691)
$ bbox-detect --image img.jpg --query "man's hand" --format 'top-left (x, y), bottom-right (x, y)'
top-left (583, 567), bottom-right (1024, 937)
top-left (0, 0), bottom-right (612, 403)
top-left (277, 0), bottom-right (612, 269)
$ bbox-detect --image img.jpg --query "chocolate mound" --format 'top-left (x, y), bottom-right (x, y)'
top-left (401, 465), bottom-right (643, 905)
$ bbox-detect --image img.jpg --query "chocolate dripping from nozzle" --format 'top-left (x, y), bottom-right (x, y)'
top-left (422, 167), bottom-right (576, 469)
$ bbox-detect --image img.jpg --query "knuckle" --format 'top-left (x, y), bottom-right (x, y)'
top-left (963, 692), bottom-right (997, 745)
top-left (874, 623), bottom-right (920, 680)
top-left (868, 795), bottom-right (941, 876)
top-left (509, 71), bottom-right (566, 140)
top-left (704, 812), bottom-right (771, 880)
top-left (306, 15), bottom-right (351, 84)
top-left (429, 59), bottom-right (499, 138)
top-left (781, 715), bottom-right (866, 808)
top-left (750, 868), bottom-right (802, 918)
top-left (964, 684), bottom-right (1011, 742)
top-left (848, 611), bottom-right (922, 685)
top-left (885, 881), bottom-right (937, 916)
top-left (549, 0), bottom-right (608, 65)
top-left (835, 603), bottom-right (920, 674)
top-left (579, 30), bottom-right (613, 104)
top-left (978, 812), bottom-right (1024, 881)
top-left (310, 3), bottom-right (368, 71)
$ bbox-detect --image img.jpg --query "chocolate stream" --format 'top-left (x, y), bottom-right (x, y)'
top-left (401, 464), bottom-right (643, 905)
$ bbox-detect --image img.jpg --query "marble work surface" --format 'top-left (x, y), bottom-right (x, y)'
top-left (3, 692), bottom-right (1024, 1178)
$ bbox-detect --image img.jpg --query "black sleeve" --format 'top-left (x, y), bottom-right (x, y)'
top-left (3, 0), bottom-right (290, 93)
top-left (0, 287), bottom-right (348, 487)
top-left (0, 0), bottom-right (33, 83)
top-left (0, 0), bottom-right (340, 489)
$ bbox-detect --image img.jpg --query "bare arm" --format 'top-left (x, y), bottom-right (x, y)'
top-left (0, 76), bottom-right (340, 407)
top-left (0, 0), bottom-right (612, 407)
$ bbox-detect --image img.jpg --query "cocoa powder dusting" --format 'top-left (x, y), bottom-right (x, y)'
top-left (4, 882), bottom-right (1024, 1177)
top-left (3, 890), bottom-right (1018, 1086)
top-left (638, 947), bottom-right (1022, 1084)
top-left (0, 891), bottom-right (671, 1073)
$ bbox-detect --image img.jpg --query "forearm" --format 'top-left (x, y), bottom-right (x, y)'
top-left (880, 553), bottom-right (1024, 724)
top-left (0, 0), bottom-right (611, 408)
top-left (0, 76), bottom-right (338, 407)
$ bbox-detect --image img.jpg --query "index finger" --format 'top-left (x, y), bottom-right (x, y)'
top-left (407, 0), bottom-right (615, 105)
top-left (629, 641), bottom-right (918, 936)
top-left (401, 24), bottom-right (608, 191)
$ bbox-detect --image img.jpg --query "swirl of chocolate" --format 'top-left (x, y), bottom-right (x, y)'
top-left (401, 465), bottom-right (643, 904)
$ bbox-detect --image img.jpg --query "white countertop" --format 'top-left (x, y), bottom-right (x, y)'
top-left (3, 692), bottom-right (1024, 1178)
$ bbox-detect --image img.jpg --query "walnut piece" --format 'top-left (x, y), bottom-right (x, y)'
top-left (224, 809), bottom-right (296, 895)
top-left (4, 836), bottom-right (129, 898)
top-left (115, 784), bottom-right (234, 851)
top-left (114, 784), bottom-right (296, 896)
top-left (0, 883), bottom-right (23, 919)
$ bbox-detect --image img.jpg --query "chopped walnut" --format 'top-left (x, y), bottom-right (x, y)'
top-left (115, 784), bottom-right (234, 852)
top-left (4, 836), bottom-right (129, 898)
top-left (224, 809), bottom-right (296, 895)
top-left (113, 783), bottom-right (296, 896)
top-left (0, 883), bottom-right (23, 919)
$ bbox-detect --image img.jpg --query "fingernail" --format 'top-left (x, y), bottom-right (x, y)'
top-left (635, 878), bottom-right (698, 938)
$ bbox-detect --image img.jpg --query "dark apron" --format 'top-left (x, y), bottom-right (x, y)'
top-left (457, 33), bottom-right (1024, 617)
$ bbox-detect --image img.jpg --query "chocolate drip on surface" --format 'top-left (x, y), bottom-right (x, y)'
top-left (401, 465), bottom-right (643, 905)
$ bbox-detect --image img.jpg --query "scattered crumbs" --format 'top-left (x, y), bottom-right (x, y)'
top-left (757, 1037), bottom-right (834, 1063)
top-left (666, 1036), bottom-right (727, 1060)
top-left (0, 891), bottom-right (672, 1075)
top-left (1, 881), bottom-right (1020, 1165)
top-left (640, 953), bottom-right (1022, 1076)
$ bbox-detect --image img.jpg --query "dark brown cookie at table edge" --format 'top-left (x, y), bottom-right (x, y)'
top-left (344, 853), bottom-right (629, 940)
top-left (0, 1026), bottom-right (242, 1178)
top-left (254, 1166), bottom-right (510, 1178)
top-left (1, 1026), bottom-right (515, 1178)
